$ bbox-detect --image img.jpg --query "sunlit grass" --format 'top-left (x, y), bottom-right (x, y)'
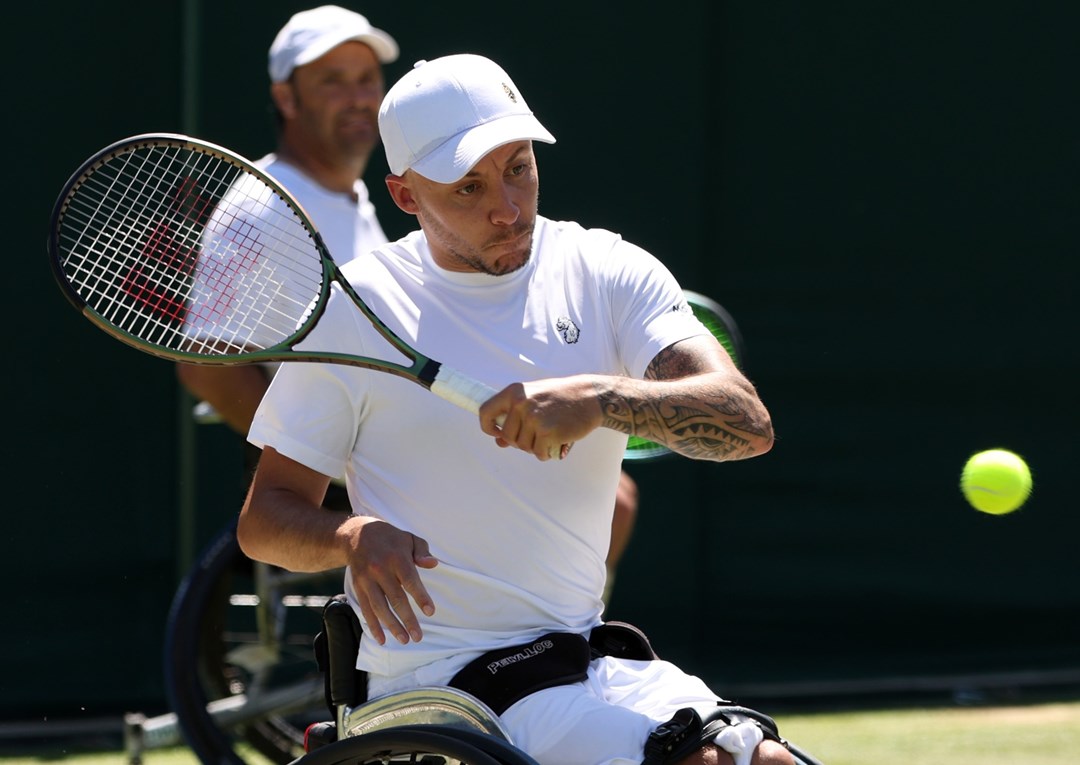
top-left (775, 701), bottom-right (1080, 765)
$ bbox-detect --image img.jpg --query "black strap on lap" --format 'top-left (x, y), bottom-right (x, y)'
top-left (448, 632), bottom-right (592, 715)
top-left (311, 607), bottom-right (660, 718)
top-left (446, 621), bottom-right (664, 715)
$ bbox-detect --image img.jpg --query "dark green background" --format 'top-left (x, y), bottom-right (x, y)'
top-left (10, 1), bottom-right (1078, 721)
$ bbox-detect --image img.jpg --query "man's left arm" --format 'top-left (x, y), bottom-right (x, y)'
top-left (597, 335), bottom-right (773, 462)
top-left (480, 335), bottom-right (773, 462)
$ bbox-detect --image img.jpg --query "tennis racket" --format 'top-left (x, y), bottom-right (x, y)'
top-left (47, 133), bottom-right (498, 416)
top-left (622, 290), bottom-right (746, 462)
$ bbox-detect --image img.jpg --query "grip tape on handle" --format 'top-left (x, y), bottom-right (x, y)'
top-left (431, 366), bottom-right (501, 424)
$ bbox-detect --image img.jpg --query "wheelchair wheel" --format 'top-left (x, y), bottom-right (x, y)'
top-left (296, 725), bottom-right (540, 765)
top-left (165, 520), bottom-right (342, 764)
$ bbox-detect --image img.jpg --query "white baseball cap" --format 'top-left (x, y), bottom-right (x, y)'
top-left (379, 54), bottom-right (556, 183)
top-left (268, 5), bottom-right (399, 83)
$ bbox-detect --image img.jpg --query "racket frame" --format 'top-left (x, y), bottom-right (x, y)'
top-left (48, 133), bottom-right (447, 392)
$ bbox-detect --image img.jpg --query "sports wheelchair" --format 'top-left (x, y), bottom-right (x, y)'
top-left (290, 596), bottom-right (828, 765)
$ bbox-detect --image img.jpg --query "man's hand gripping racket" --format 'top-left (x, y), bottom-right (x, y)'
top-left (47, 134), bottom-right (500, 419)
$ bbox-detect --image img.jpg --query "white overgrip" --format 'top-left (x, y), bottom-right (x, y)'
top-left (430, 365), bottom-right (499, 417)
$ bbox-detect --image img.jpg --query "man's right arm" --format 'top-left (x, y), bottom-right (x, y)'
top-left (238, 445), bottom-right (439, 646)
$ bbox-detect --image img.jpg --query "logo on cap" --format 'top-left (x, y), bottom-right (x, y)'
top-left (502, 83), bottom-right (518, 103)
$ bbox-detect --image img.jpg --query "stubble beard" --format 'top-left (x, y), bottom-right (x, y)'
top-left (420, 208), bottom-right (534, 276)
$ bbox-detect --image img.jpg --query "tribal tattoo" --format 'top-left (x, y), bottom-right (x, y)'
top-left (597, 342), bottom-right (773, 461)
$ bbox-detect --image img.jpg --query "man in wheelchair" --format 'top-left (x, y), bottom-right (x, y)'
top-left (239, 52), bottom-right (794, 765)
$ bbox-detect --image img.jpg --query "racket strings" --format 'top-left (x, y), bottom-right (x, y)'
top-left (186, 172), bottom-right (324, 353)
top-left (59, 150), bottom-right (196, 344)
top-left (56, 140), bottom-right (325, 357)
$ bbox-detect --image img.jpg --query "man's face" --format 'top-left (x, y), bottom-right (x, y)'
top-left (285, 41), bottom-right (384, 162)
top-left (407, 141), bottom-right (541, 276)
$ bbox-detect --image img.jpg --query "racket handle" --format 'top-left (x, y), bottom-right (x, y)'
top-left (431, 366), bottom-right (501, 419)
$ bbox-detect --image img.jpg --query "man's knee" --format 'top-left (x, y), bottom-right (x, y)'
top-left (674, 738), bottom-right (795, 765)
top-left (755, 739), bottom-right (796, 765)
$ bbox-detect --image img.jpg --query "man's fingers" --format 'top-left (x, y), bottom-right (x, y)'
top-left (411, 536), bottom-right (439, 567)
top-left (354, 549), bottom-right (435, 644)
top-left (384, 586), bottom-right (424, 643)
top-left (402, 574), bottom-right (436, 617)
top-left (364, 582), bottom-right (413, 644)
top-left (355, 594), bottom-right (388, 646)
top-left (403, 536), bottom-right (437, 618)
top-left (481, 394), bottom-right (569, 461)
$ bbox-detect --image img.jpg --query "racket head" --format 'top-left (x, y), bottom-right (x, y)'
top-left (48, 133), bottom-right (331, 365)
top-left (622, 290), bottom-right (747, 462)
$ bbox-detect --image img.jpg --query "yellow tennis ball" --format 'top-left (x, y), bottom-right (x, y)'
top-left (960, 449), bottom-right (1032, 515)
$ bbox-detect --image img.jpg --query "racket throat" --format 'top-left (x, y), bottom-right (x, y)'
top-left (416, 358), bottom-right (442, 388)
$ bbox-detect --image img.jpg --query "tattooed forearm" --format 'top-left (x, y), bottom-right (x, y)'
top-left (597, 341), bottom-right (774, 462)
top-left (599, 388), bottom-right (766, 460)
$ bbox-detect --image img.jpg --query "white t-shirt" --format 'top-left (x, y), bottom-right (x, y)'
top-left (254, 154), bottom-right (388, 267)
top-left (248, 216), bottom-right (709, 679)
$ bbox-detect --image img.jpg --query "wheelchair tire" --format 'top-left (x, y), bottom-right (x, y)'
top-left (295, 725), bottom-right (538, 765)
top-left (395, 725), bottom-right (541, 765)
top-left (165, 520), bottom-right (340, 764)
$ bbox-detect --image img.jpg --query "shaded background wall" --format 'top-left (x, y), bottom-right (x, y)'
top-left (9, 0), bottom-right (1078, 720)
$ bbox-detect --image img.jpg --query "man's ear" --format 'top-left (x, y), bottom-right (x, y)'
top-left (385, 174), bottom-right (420, 215)
top-left (270, 82), bottom-right (298, 120)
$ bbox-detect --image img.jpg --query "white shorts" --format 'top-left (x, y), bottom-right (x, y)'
top-left (369, 655), bottom-right (724, 765)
